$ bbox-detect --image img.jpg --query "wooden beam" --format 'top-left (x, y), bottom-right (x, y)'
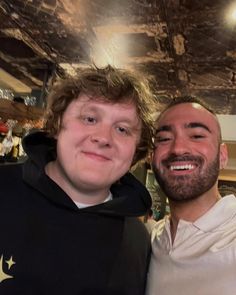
top-left (0, 99), bottom-right (44, 121)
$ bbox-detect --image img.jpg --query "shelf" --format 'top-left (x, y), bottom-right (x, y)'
top-left (219, 169), bottom-right (236, 182)
top-left (0, 98), bottom-right (44, 121)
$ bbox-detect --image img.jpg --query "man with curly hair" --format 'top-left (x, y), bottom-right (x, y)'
top-left (0, 65), bottom-right (156, 295)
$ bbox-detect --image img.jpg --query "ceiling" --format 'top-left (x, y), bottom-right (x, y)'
top-left (1, 0), bottom-right (236, 113)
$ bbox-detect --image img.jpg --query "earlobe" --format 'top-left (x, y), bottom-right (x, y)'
top-left (219, 143), bottom-right (228, 169)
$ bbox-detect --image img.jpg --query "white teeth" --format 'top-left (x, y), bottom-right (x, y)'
top-left (170, 164), bottom-right (194, 171)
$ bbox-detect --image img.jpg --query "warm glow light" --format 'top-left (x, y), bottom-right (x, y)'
top-left (91, 22), bottom-right (150, 68)
top-left (91, 31), bottom-right (129, 68)
top-left (231, 9), bottom-right (236, 20)
top-left (224, 2), bottom-right (236, 26)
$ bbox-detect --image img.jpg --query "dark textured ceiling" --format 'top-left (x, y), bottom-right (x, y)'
top-left (1, 0), bottom-right (236, 113)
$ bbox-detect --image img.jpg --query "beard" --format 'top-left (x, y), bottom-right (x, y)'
top-left (152, 152), bottom-right (220, 202)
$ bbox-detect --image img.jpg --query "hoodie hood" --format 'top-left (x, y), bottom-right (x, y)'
top-left (22, 131), bottom-right (152, 217)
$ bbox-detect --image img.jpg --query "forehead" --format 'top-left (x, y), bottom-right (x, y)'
top-left (157, 103), bottom-right (219, 131)
top-left (77, 94), bottom-right (138, 112)
top-left (68, 93), bottom-right (141, 124)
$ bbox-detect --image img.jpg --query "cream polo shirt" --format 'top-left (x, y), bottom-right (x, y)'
top-left (146, 195), bottom-right (236, 295)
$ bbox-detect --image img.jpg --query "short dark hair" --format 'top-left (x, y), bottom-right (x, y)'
top-left (161, 95), bottom-right (215, 114)
top-left (44, 65), bottom-right (157, 165)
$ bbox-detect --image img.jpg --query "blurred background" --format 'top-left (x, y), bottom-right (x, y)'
top-left (1, 0), bottom-right (236, 218)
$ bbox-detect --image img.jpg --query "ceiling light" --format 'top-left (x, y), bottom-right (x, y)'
top-left (224, 2), bottom-right (236, 25)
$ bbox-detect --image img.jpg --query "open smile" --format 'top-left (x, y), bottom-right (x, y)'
top-left (170, 163), bottom-right (195, 171)
top-left (165, 161), bottom-right (200, 176)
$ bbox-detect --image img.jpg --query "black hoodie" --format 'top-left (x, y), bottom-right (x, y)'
top-left (0, 131), bottom-right (151, 295)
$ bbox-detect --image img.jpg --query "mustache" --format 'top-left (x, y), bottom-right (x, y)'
top-left (162, 154), bottom-right (203, 166)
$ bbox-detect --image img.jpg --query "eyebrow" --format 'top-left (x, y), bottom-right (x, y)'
top-left (155, 122), bottom-right (211, 134)
top-left (82, 105), bottom-right (141, 128)
top-left (185, 122), bottom-right (211, 133)
top-left (155, 125), bottom-right (172, 134)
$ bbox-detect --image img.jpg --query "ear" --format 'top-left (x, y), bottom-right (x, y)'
top-left (149, 151), bottom-right (154, 162)
top-left (219, 143), bottom-right (228, 170)
top-left (146, 151), bottom-right (154, 169)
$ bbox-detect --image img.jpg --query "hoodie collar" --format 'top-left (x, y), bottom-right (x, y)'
top-left (22, 131), bottom-right (152, 216)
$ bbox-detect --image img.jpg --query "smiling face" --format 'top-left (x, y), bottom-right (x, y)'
top-left (152, 103), bottom-right (228, 202)
top-left (50, 94), bottom-right (141, 201)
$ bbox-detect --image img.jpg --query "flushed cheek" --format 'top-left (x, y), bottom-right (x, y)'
top-left (118, 148), bottom-right (136, 169)
top-left (122, 158), bottom-right (133, 170)
top-left (61, 129), bottom-right (87, 149)
top-left (57, 135), bottom-right (82, 161)
top-left (119, 154), bottom-right (133, 169)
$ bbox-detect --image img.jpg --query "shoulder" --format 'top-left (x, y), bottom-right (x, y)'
top-left (145, 219), bottom-right (157, 234)
top-left (0, 163), bottom-right (26, 201)
top-left (124, 217), bottom-right (151, 245)
top-left (0, 163), bottom-right (23, 182)
top-left (151, 218), bottom-right (167, 241)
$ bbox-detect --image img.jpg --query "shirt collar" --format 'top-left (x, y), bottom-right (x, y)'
top-left (74, 192), bottom-right (113, 209)
top-left (193, 195), bottom-right (236, 232)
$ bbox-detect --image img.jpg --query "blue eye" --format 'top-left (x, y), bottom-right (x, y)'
top-left (83, 116), bottom-right (97, 124)
top-left (118, 127), bottom-right (127, 133)
top-left (116, 126), bottom-right (129, 135)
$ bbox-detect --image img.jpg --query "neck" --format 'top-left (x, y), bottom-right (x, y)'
top-left (45, 161), bottom-right (110, 205)
top-left (169, 186), bottom-right (221, 243)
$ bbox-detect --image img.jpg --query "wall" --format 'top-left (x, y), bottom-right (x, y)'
top-left (217, 115), bottom-right (236, 180)
top-left (218, 115), bottom-right (236, 142)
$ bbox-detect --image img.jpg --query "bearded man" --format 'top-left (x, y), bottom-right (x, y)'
top-left (146, 96), bottom-right (236, 295)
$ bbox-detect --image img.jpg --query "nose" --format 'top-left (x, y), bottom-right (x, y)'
top-left (169, 136), bottom-right (190, 155)
top-left (90, 126), bottom-right (112, 147)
